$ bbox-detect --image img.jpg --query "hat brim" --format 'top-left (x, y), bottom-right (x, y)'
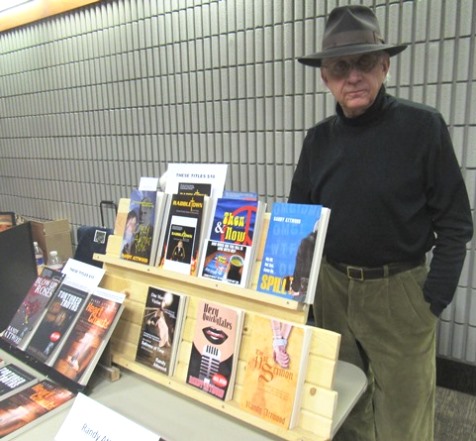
top-left (298, 43), bottom-right (408, 67)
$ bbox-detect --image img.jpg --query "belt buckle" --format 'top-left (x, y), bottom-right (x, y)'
top-left (346, 266), bottom-right (364, 281)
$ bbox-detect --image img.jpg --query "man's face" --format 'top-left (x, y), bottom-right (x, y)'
top-left (321, 52), bottom-right (390, 118)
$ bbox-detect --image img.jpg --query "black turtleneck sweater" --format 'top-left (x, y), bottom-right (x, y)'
top-left (288, 86), bottom-right (473, 316)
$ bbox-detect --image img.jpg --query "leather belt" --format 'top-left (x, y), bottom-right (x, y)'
top-left (326, 257), bottom-right (425, 281)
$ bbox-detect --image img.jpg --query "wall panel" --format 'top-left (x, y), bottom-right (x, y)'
top-left (0, 0), bottom-right (474, 364)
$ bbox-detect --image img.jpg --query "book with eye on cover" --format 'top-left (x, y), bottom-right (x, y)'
top-left (186, 300), bottom-right (244, 401)
top-left (1, 267), bottom-right (64, 350)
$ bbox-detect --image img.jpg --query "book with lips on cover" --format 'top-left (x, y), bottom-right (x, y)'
top-left (186, 300), bottom-right (244, 401)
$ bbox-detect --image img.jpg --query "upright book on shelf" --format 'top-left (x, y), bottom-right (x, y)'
top-left (198, 197), bottom-right (266, 288)
top-left (240, 314), bottom-right (312, 429)
top-left (0, 363), bottom-right (37, 401)
top-left (135, 286), bottom-right (188, 376)
top-left (52, 287), bottom-right (126, 385)
top-left (0, 379), bottom-right (75, 440)
top-left (186, 300), bottom-right (244, 401)
top-left (120, 188), bottom-right (157, 265)
top-left (256, 202), bottom-right (331, 304)
top-left (1, 267), bottom-right (64, 350)
top-left (24, 281), bottom-right (90, 365)
top-left (157, 193), bottom-right (209, 276)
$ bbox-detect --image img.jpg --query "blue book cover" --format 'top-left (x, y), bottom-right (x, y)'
top-left (199, 198), bottom-right (262, 288)
top-left (257, 202), bottom-right (328, 303)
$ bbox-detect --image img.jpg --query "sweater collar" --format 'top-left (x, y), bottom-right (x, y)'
top-left (335, 85), bottom-right (387, 126)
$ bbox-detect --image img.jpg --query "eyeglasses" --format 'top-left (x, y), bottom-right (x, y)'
top-left (322, 53), bottom-right (382, 79)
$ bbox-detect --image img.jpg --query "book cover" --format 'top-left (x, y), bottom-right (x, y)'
top-left (25, 282), bottom-right (89, 365)
top-left (1, 267), bottom-right (64, 350)
top-left (52, 287), bottom-right (126, 385)
top-left (0, 379), bottom-right (75, 439)
top-left (186, 300), bottom-right (244, 401)
top-left (256, 202), bottom-right (331, 304)
top-left (135, 287), bottom-right (188, 376)
top-left (120, 188), bottom-right (157, 265)
top-left (0, 364), bottom-right (37, 401)
top-left (164, 163), bottom-right (228, 198)
top-left (198, 198), bottom-right (265, 288)
top-left (240, 314), bottom-right (312, 429)
top-left (158, 193), bottom-right (208, 276)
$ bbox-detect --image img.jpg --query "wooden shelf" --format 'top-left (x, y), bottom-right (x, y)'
top-left (95, 235), bottom-right (342, 441)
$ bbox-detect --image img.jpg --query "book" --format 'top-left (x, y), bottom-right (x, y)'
top-left (157, 193), bottom-right (209, 276)
top-left (149, 191), bottom-right (170, 268)
top-left (0, 363), bottom-right (37, 401)
top-left (120, 188), bottom-right (157, 265)
top-left (164, 163), bottom-right (228, 198)
top-left (1, 267), bottom-right (64, 350)
top-left (0, 379), bottom-right (75, 440)
top-left (25, 282), bottom-right (90, 365)
top-left (240, 314), bottom-right (312, 429)
top-left (186, 300), bottom-right (244, 401)
top-left (256, 202), bottom-right (331, 304)
top-left (135, 287), bottom-right (188, 376)
top-left (198, 197), bottom-right (266, 288)
top-left (52, 287), bottom-right (126, 385)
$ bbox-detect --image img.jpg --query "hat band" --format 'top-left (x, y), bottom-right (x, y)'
top-left (323, 30), bottom-right (384, 50)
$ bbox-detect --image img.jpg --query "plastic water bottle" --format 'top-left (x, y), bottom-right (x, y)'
top-left (33, 241), bottom-right (45, 275)
top-left (47, 250), bottom-right (63, 271)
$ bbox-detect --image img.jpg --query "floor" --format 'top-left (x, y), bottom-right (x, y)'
top-left (435, 386), bottom-right (476, 441)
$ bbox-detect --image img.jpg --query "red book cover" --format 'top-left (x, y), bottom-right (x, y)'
top-left (0, 379), bottom-right (75, 439)
top-left (53, 288), bottom-right (125, 385)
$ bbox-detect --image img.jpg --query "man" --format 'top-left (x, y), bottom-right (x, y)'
top-left (289, 5), bottom-right (473, 441)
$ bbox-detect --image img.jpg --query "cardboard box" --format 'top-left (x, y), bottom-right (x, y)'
top-left (28, 218), bottom-right (73, 264)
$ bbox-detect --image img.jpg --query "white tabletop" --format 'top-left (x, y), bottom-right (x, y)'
top-left (8, 360), bottom-right (366, 441)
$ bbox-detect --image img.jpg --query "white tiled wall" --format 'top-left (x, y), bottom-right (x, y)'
top-left (0, 0), bottom-right (474, 364)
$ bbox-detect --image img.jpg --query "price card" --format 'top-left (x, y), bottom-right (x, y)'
top-left (55, 393), bottom-right (165, 441)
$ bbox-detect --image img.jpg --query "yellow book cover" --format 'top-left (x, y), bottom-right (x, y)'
top-left (240, 314), bottom-right (311, 429)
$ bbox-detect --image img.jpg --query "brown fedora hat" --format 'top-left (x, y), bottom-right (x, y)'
top-left (298, 5), bottom-right (407, 67)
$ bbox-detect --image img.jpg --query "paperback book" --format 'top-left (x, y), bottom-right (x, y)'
top-left (0, 379), bottom-right (75, 440)
top-left (157, 193), bottom-right (209, 276)
top-left (0, 363), bottom-right (37, 401)
top-left (1, 267), bottom-right (64, 350)
top-left (52, 287), bottom-right (126, 385)
top-left (120, 188), bottom-right (157, 265)
top-left (198, 197), bottom-right (265, 288)
top-left (240, 314), bottom-right (312, 429)
top-left (25, 282), bottom-right (89, 365)
top-left (186, 300), bottom-right (244, 401)
top-left (135, 287), bottom-right (188, 376)
top-left (256, 202), bottom-right (331, 304)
